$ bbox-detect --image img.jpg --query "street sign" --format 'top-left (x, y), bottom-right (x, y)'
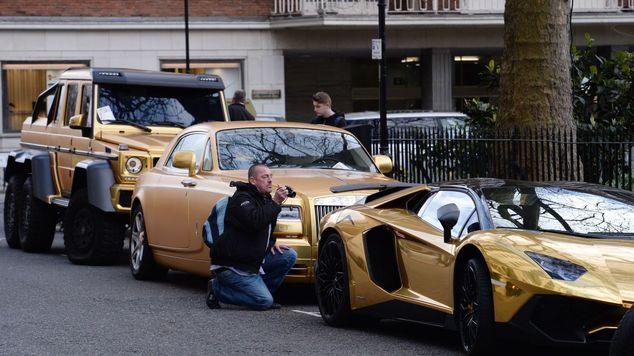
top-left (371, 39), bottom-right (382, 60)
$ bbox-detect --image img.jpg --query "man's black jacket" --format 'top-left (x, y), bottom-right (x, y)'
top-left (228, 103), bottom-right (255, 121)
top-left (211, 181), bottom-right (281, 274)
top-left (311, 112), bottom-right (346, 127)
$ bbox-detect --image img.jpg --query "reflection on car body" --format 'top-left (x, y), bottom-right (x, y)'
top-left (129, 121), bottom-right (397, 284)
top-left (316, 178), bottom-right (634, 354)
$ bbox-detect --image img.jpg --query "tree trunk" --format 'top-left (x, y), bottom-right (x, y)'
top-left (497, 0), bottom-right (580, 181)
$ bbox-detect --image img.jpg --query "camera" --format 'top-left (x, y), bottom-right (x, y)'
top-left (286, 186), bottom-right (297, 198)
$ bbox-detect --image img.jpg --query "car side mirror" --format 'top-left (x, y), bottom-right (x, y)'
top-left (173, 151), bottom-right (197, 177)
top-left (69, 114), bottom-right (86, 129)
top-left (373, 155), bottom-right (393, 174)
top-left (437, 203), bottom-right (460, 244)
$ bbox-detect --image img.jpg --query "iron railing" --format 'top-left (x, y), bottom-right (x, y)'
top-left (370, 127), bottom-right (634, 191)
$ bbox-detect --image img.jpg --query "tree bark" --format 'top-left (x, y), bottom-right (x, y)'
top-left (497, 0), bottom-right (580, 181)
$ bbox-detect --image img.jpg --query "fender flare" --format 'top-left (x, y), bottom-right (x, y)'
top-left (73, 159), bottom-right (116, 212)
top-left (6, 150), bottom-right (55, 203)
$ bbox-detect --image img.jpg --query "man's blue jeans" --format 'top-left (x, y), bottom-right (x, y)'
top-left (211, 248), bottom-right (297, 310)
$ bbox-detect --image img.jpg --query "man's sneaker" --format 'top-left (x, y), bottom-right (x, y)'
top-left (269, 302), bottom-right (282, 310)
top-left (206, 279), bottom-right (220, 309)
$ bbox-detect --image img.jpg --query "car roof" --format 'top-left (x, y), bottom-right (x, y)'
top-left (345, 111), bottom-right (468, 121)
top-left (59, 67), bottom-right (225, 89)
top-left (180, 120), bottom-right (350, 135)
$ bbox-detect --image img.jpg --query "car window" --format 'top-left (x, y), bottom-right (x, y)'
top-left (164, 132), bottom-right (208, 172)
top-left (64, 83), bottom-right (79, 125)
top-left (216, 127), bottom-right (378, 172)
top-left (438, 117), bottom-right (466, 129)
top-left (202, 139), bottom-right (213, 171)
top-left (81, 84), bottom-right (93, 127)
top-left (54, 84), bottom-right (67, 125)
top-left (418, 190), bottom-right (477, 237)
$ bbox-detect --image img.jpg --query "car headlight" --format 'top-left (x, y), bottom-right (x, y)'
top-left (278, 206), bottom-right (301, 220)
top-left (525, 251), bottom-right (587, 281)
top-left (125, 157), bottom-right (143, 174)
top-left (314, 195), bottom-right (366, 206)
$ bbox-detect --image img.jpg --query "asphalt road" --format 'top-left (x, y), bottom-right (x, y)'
top-left (0, 192), bottom-right (610, 356)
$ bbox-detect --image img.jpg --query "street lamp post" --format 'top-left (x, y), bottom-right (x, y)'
top-left (184, 0), bottom-right (190, 74)
top-left (378, 0), bottom-right (388, 156)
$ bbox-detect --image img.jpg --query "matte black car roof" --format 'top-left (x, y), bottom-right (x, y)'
top-left (59, 67), bottom-right (225, 90)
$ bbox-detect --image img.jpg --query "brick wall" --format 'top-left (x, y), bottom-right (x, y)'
top-left (0, 0), bottom-right (272, 17)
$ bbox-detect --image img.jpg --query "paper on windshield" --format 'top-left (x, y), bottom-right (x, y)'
top-left (97, 106), bottom-right (116, 122)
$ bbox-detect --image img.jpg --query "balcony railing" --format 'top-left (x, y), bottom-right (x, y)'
top-left (272, 0), bottom-right (630, 17)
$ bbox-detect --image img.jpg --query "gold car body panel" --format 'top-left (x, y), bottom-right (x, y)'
top-left (134, 122), bottom-right (397, 283)
top-left (322, 202), bottom-right (634, 324)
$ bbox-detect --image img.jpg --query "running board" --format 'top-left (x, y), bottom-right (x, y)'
top-left (51, 197), bottom-right (70, 208)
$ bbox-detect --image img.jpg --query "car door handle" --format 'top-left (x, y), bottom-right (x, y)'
top-left (181, 180), bottom-right (197, 187)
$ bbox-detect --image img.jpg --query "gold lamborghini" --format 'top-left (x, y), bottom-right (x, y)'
top-left (316, 178), bottom-right (634, 354)
top-left (128, 121), bottom-right (398, 283)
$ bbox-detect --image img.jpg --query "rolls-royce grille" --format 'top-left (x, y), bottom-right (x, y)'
top-left (315, 205), bottom-right (345, 238)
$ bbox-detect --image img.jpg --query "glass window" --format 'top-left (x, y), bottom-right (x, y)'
top-left (202, 139), bottom-right (213, 171)
top-left (165, 133), bottom-right (208, 172)
top-left (1, 62), bottom-right (87, 132)
top-left (54, 84), bottom-right (67, 124)
top-left (81, 84), bottom-right (93, 127)
top-left (484, 186), bottom-right (634, 237)
top-left (216, 127), bottom-right (378, 172)
top-left (97, 83), bottom-right (224, 127)
top-left (418, 190), bottom-right (477, 237)
top-left (64, 83), bottom-right (79, 125)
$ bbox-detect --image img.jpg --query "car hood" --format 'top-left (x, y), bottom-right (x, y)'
top-left (483, 229), bottom-right (634, 304)
top-left (100, 133), bottom-right (176, 155)
top-left (214, 169), bottom-right (395, 197)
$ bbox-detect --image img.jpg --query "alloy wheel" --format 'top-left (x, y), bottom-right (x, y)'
top-left (316, 240), bottom-right (344, 317)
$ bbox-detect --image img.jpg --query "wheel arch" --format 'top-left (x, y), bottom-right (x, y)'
top-left (453, 244), bottom-right (489, 287)
top-left (73, 159), bottom-right (116, 212)
top-left (6, 151), bottom-right (55, 203)
top-left (318, 227), bottom-right (340, 254)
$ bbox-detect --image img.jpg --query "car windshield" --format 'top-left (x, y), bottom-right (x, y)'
top-left (483, 186), bottom-right (634, 239)
top-left (216, 127), bottom-right (378, 172)
top-left (96, 83), bottom-right (224, 128)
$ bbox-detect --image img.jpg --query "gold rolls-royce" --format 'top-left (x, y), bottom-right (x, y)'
top-left (129, 121), bottom-right (398, 284)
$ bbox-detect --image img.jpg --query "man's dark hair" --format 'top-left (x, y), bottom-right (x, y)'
top-left (233, 89), bottom-right (246, 104)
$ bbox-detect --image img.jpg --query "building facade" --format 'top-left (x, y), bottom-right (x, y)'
top-left (1, 0), bottom-right (633, 151)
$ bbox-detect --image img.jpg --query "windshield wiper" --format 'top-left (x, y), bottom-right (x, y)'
top-left (106, 119), bottom-right (152, 133)
top-left (153, 121), bottom-right (186, 128)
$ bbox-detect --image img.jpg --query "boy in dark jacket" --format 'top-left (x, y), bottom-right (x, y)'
top-left (207, 164), bottom-right (296, 310)
top-left (311, 91), bottom-right (346, 127)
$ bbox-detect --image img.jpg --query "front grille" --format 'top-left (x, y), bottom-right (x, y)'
top-left (314, 205), bottom-right (345, 239)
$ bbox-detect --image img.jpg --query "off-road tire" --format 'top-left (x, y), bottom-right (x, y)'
top-left (63, 188), bottom-right (124, 265)
top-left (18, 177), bottom-right (57, 252)
top-left (129, 205), bottom-right (168, 280)
top-left (4, 175), bottom-right (25, 249)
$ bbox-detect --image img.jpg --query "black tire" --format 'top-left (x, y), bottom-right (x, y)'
top-left (18, 177), bottom-right (57, 253)
top-left (455, 257), bottom-right (494, 356)
top-left (315, 232), bottom-right (355, 326)
top-left (4, 175), bottom-right (25, 249)
top-left (610, 308), bottom-right (634, 356)
top-left (129, 205), bottom-right (167, 280)
top-left (63, 188), bottom-right (124, 265)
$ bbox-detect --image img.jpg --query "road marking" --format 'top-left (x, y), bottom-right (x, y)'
top-left (292, 310), bottom-right (321, 317)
